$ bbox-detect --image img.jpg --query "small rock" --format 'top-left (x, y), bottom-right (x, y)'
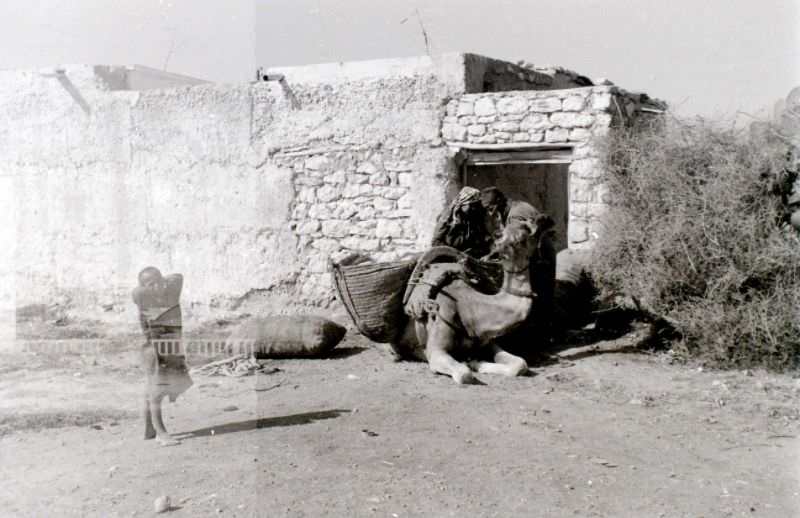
top-left (223, 405), bottom-right (238, 412)
top-left (347, 374), bottom-right (359, 380)
top-left (361, 429), bottom-right (379, 437)
top-left (546, 371), bottom-right (573, 383)
top-left (154, 495), bottom-right (170, 514)
top-left (108, 466), bottom-right (118, 478)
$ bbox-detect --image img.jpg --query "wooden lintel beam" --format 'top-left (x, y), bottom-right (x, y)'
top-left (446, 142), bottom-right (575, 151)
top-left (465, 149), bottom-right (573, 166)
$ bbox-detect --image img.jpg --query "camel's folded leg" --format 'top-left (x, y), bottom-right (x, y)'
top-left (425, 320), bottom-right (477, 385)
top-left (469, 344), bottom-right (528, 377)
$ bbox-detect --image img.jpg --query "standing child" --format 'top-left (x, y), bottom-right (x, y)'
top-left (132, 267), bottom-right (193, 446)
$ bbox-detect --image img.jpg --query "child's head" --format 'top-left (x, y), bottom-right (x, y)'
top-left (138, 266), bottom-right (163, 287)
top-left (481, 187), bottom-right (508, 219)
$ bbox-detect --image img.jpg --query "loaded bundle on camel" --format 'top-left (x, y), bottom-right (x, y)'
top-left (331, 201), bottom-right (554, 385)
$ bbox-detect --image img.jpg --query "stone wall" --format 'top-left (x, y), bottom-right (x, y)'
top-left (2, 61), bottom-right (458, 328)
top-left (249, 70), bottom-right (460, 309)
top-left (1, 54), bottom-right (663, 332)
top-left (441, 86), bottom-right (663, 247)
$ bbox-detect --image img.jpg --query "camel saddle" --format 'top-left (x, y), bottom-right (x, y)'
top-left (403, 246), bottom-right (503, 320)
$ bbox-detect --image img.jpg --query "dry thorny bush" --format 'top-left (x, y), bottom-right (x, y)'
top-left (591, 114), bottom-right (800, 370)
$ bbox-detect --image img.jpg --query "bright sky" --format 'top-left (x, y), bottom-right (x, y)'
top-left (1, 0), bottom-right (797, 120)
top-left (258, 0), bottom-right (800, 120)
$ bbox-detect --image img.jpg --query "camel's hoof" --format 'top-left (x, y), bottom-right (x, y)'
top-left (454, 371), bottom-right (484, 385)
top-left (466, 360), bottom-right (479, 371)
top-left (156, 435), bottom-right (180, 447)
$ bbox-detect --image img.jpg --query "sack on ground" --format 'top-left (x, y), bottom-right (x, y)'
top-left (226, 315), bottom-right (347, 358)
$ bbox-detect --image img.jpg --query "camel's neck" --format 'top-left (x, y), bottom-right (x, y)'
top-left (454, 264), bottom-right (533, 341)
top-left (501, 265), bottom-right (533, 298)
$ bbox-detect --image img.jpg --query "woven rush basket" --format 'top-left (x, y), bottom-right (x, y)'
top-left (330, 257), bottom-right (417, 343)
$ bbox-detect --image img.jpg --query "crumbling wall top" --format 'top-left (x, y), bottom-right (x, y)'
top-left (262, 53), bottom-right (606, 95)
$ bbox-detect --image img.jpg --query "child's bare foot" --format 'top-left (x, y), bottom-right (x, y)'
top-left (156, 434), bottom-right (180, 446)
top-left (144, 405), bottom-right (156, 439)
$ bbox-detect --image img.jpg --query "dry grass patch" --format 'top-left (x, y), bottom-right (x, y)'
top-left (592, 117), bottom-right (800, 370)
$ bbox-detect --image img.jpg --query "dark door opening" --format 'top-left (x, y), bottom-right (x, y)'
top-left (465, 162), bottom-right (569, 252)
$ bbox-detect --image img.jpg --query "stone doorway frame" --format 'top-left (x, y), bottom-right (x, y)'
top-left (452, 142), bottom-right (575, 250)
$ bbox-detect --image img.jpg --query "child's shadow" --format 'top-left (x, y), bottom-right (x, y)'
top-left (176, 408), bottom-right (350, 439)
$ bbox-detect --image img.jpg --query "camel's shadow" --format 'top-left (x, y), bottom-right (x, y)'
top-left (325, 346), bottom-right (366, 359)
top-left (177, 408), bottom-right (350, 439)
top-left (499, 312), bottom-right (661, 366)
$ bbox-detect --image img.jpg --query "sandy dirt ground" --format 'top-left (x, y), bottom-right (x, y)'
top-left (1, 325), bottom-right (799, 518)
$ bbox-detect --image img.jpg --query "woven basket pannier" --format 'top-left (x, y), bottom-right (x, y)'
top-left (330, 257), bottom-right (417, 343)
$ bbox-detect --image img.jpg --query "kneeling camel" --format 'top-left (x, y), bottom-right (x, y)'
top-left (392, 209), bottom-right (551, 384)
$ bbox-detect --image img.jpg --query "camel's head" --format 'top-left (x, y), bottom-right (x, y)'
top-left (493, 211), bottom-right (553, 271)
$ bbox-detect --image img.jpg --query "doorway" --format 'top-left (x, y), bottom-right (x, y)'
top-left (465, 162), bottom-right (569, 252)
